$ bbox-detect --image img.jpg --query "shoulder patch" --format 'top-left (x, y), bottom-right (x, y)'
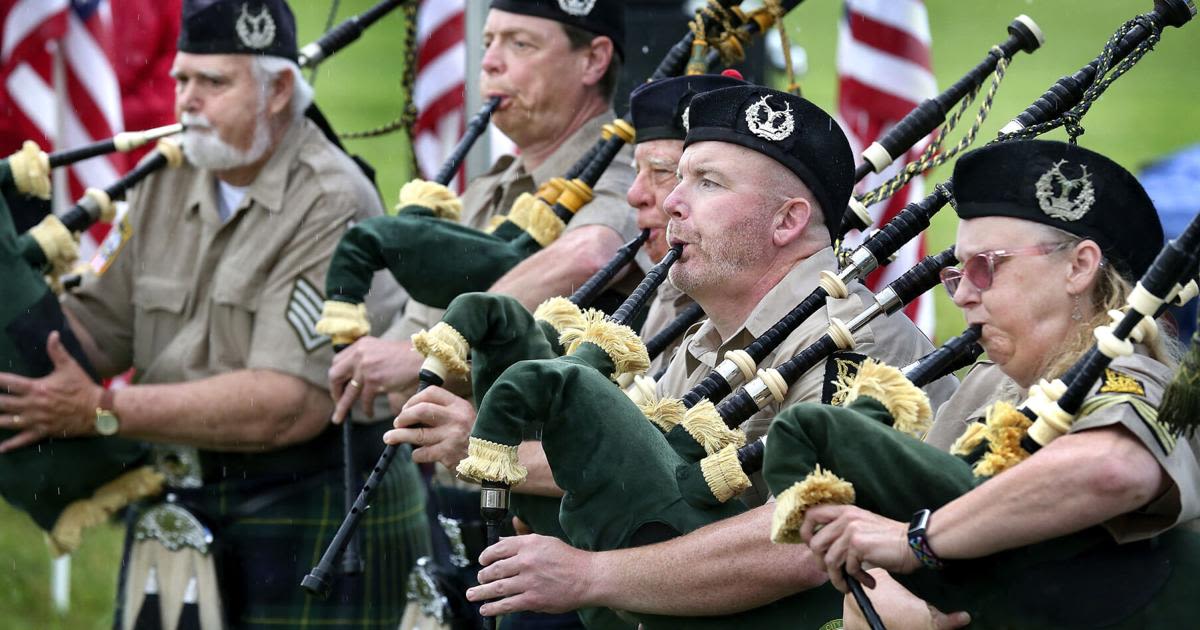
top-left (286, 277), bottom-right (330, 353)
top-left (823, 352), bottom-right (868, 405)
top-left (1082, 393), bottom-right (1176, 455)
top-left (90, 213), bottom-right (133, 275)
top-left (1099, 368), bottom-right (1146, 397)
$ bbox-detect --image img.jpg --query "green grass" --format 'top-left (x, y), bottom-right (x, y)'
top-left (2, 1), bottom-right (1197, 624)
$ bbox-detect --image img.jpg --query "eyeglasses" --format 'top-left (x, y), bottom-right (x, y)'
top-left (939, 242), bottom-right (1073, 296)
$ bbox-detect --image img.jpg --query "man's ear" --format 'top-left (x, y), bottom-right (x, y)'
top-left (579, 36), bottom-right (614, 89)
top-left (266, 67), bottom-right (294, 117)
top-left (773, 197), bottom-right (812, 247)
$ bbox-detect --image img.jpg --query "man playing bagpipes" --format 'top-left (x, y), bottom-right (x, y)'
top-left (764, 140), bottom-right (1199, 628)
top-left (0, 1), bottom-right (429, 628)
top-left (463, 85), bottom-right (959, 620)
top-left (328, 0), bottom-right (639, 422)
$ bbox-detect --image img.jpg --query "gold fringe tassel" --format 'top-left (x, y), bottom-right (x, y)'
top-left (950, 421), bottom-right (988, 457)
top-left (411, 322), bottom-right (471, 380)
top-left (507, 192), bottom-right (565, 247)
top-left (638, 396), bottom-right (687, 433)
top-left (49, 466), bottom-right (165, 557)
top-left (8, 140), bottom-right (50, 199)
top-left (971, 401), bottom-right (1034, 478)
top-left (533, 296), bottom-right (587, 336)
top-left (770, 465), bottom-right (855, 544)
top-left (680, 400), bottom-right (746, 455)
top-left (315, 300), bottom-right (371, 346)
top-left (28, 214), bottom-right (80, 276)
top-left (455, 437), bottom-right (527, 485)
top-left (835, 359), bottom-right (933, 438)
top-left (397, 178), bottom-right (463, 221)
top-left (561, 310), bottom-right (649, 379)
top-left (701, 444), bottom-right (751, 503)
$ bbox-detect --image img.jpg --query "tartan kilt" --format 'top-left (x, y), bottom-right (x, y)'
top-left (128, 445), bottom-right (431, 629)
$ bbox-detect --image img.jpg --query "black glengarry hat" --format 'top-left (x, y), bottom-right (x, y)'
top-left (489, 0), bottom-right (626, 60)
top-left (953, 140), bottom-right (1164, 279)
top-left (178, 0), bottom-right (298, 61)
top-left (629, 71), bottom-right (747, 144)
top-left (684, 85), bottom-right (855, 237)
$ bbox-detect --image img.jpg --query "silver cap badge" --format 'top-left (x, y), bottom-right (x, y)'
top-left (745, 95), bottom-right (794, 142)
top-left (558, 0), bottom-right (597, 16)
top-left (1035, 159), bottom-right (1095, 222)
top-left (681, 105), bottom-right (690, 133)
top-left (236, 4), bottom-right (276, 50)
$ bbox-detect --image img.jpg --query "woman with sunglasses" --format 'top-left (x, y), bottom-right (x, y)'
top-left (796, 139), bottom-right (1199, 627)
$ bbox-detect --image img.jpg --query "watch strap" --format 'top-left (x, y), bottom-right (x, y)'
top-left (907, 509), bottom-right (945, 570)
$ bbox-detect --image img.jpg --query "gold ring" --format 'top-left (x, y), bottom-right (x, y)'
top-left (11, 414), bottom-right (20, 427)
top-left (348, 379), bottom-right (362, 390)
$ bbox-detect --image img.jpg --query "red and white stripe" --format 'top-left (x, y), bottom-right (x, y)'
top-left (412, 0), bottom-right (466, 189)
top-left (837, 0), bottom-right (937, 338)
top-left (0, 0), bottom-right (125, 259)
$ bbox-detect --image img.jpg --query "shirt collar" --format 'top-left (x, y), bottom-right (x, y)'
top-left (688, 246), bottom-right (839, 362)
top-left (184, 117), bottom-right (311, 219)
top-left (525, 110), bottom-right (615, 186)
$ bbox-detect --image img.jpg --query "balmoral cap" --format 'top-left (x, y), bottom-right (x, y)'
top-left (954, 140), bottom-right (1163, 279)
top-left (629, 72), bottom-right (747, 144)
top-left (489, 0), bottom-right (626, 60)
top-left (684, 85), bottom-right (854, 237)
top-left (178, 0), bottom-right (298, 61)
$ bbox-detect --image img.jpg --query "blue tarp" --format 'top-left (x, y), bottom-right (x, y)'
top-left (1140, 143), bottom-right (1200, 343)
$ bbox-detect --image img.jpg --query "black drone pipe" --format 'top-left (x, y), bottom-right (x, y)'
top-left (645, 302), bottom-right (707, 362)
top-left (1001, 0), bottom-right (1195, 135)
top-left (433, 97), bottom-right (501, 185)
top-left (47, 124), bottom-right (183, 169)
top-left (298, 0), bottom-right (410, 69)
top-left (569, 229), bottom-right (651, 307)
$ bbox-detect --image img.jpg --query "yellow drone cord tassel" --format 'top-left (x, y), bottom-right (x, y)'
top-left (638, 396), bottom-right (687, 433)
top-left (315, 300), bottom-right (371, 346)
top-left (680, 400), bottom-right (746, 455)
top-left (49, 467), bottom-right (165, 557)
top-left (411, 322), bottom-right (471, 381)
top-left (972, 401), bottom-right (1034, 478)
top-left (562, 310), bottom-right (650, 379)
top-left (456, 437), bottom-right (527, 486)
top-left (836, 359), bottom-right (933, 438)
top-left (533, 296), bottom-right (587, 336)
top-left (397, 178), bottom-right (463, 221)
top-left (770, 466), bottom-right (855, 544)
top-left (701, 443), bottom-right (752, 503)
top-left (950, 421), bottom-right (988, 457)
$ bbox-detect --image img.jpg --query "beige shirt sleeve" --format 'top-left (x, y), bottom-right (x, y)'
top-left (62, 207), bottom-right (140, 378)
top-left (1069, 354), bottom-right (1200, 542)
top-left (242, 192), bottom-right (359, 390)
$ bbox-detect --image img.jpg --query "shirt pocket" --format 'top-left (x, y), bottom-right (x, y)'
top-left (132, 276), bottom-right (188, 369)
top-left (209, 271), bottom-right (262, 367)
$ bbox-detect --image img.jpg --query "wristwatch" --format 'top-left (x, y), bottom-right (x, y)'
top-left (94, 388), bottom-right (120, 436)
top-left (907, 508), bottom-right (944, 570)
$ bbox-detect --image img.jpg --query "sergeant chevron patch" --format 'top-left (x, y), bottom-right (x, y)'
top-left (286, 277), bottom-right (330, 352)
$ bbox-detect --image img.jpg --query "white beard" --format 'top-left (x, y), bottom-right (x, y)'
top-left (181, 110), bottom-right (271, 171)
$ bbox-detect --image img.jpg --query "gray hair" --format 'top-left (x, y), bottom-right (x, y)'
top-left (250, 55), bottom-right (313, 122)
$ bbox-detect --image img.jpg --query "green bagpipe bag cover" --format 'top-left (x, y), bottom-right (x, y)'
top-left (466, 345), bottom-right (842, 629)
top-left (0, 162), bottom-right (153, 543)
top-left (764, 396), bottom-right (1200, 628)
top-left (325, 205), bottom-right (542, 309)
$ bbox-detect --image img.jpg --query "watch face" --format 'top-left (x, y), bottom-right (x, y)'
top-left (95, 410), bottom-right (120, 436)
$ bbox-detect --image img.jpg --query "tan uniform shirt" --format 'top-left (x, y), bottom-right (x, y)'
top-left (64, 118), bottom-right (395, 393)
top-left (657, 247), bottom-right (959, 506)
top-left (385, 110), bottom-right (638, 342)
top-left (926, 353), bottom-right (1200, 542)
top-left (924, 361), bottom-right (1017, 451)
top-left (641, 282), bottom-right (696, 376)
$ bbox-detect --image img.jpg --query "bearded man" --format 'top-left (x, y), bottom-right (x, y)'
top-left (0, 1), bottom-right (425, 627)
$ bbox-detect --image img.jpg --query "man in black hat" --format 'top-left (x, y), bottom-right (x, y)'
top-left (328, 0), bottom-right (638, 418)
top-left (465, 85), bottom-right (957, 619)
top-left (0, 1), bottom-right (425, 627)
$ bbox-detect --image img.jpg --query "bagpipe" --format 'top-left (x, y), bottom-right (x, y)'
top-left (448, 247), bottom-right (967, 628)
top-left (0, 133), bottom-right (185, 556)
top-left (297, 0), bottom-right (408, 69)
top-left (838, 0), bottom-right (1194, 242)
top-left (314, 0), bottom-right (803, 333)
top-left (761, 212), bottom-right (1200, 628)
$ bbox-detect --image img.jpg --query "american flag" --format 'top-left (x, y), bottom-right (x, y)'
top-left (0, 0), bottom-right (125, 258)
top-left (412, 0), bottom-right (466, 190)
top-left (837, 0), bottom-right (937, 337)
